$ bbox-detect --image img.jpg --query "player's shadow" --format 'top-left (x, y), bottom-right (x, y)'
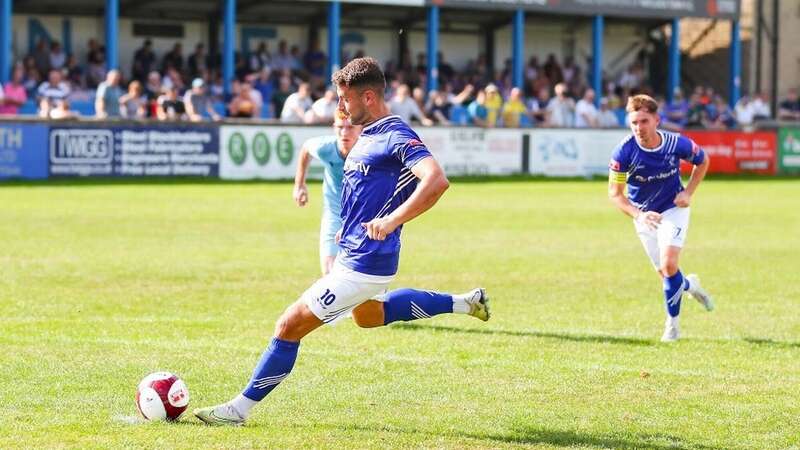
top-left (393, 323), bottom-right (654, 346)
top-left (323, 423), bottom-right (723, 450)
top-left (742, 337), bottom-right (800, 348)
top-left (474, 425), bottom-right (725, 450)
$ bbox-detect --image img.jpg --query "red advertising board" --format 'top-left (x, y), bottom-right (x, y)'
top-left (680, 131), bottom-right (777, 175)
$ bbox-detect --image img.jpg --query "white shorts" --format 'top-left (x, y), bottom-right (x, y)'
top-left (633, 206), bottom-right (690, 269)
top-left (301, 259), bottom-right (394, 325)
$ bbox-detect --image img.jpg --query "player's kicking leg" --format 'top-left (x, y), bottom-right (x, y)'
top-left (195, 263), bottom-right (392, 426)
top-left (194, 300), bottom-right (321, 426)
top-left (351, 287), bottom-right (490, 328)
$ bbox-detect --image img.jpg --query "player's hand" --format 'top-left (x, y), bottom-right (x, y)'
top-left (674, 191), bottom-right (691, 208)
top-left (335, 228), bottom-right (342, 244)
top-left (293, 184), bottom-right (308, 207)
top-left (361, 217), bottom-right (399, 241)
top-left (635, 211), bottom-right (662, 231)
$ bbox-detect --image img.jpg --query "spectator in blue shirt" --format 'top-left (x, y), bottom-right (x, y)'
top-left (467, 90), bottom-right (488, 127)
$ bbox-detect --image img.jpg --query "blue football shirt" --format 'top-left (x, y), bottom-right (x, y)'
top-left (338, 115), bottom-right (432, 276)
top-left (305, 135), bottom-right (345, 218)
top-left (610, 130), bottom-right (705, 213)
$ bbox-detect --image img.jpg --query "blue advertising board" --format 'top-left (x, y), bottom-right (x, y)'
top-left (48, 125), bottom-right (219, 177)
top-left (0, 123), bottom-right (49, 179)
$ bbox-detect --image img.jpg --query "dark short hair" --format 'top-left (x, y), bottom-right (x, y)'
top-left (331, 57), bottom-right (386, 95)
top-left (626, 94), bottom-right (659, 114)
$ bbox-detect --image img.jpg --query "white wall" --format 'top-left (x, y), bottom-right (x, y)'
top-left (493, 22), bottom-right (642, 80)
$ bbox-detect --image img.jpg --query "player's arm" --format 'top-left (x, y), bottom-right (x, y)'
top-left (293, 143), bottom-right (313, 206)
top-left (675, 151), bottom-right (710, 207)
top-left (362, 156), bottom-right (449, 240)
top-left (608, 168), bottom-right (661, 230)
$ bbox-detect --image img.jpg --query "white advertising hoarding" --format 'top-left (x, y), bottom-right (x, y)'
top-left (220, 124), bottom-right (524, 179)
top-left (220, 125), bottom-right (329, 180)
top-left (417, 127), bottom-right (523, 176)
top-left (529, 129), bottom-right (628, 177)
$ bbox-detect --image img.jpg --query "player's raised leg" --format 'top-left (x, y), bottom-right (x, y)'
top-left (351, 288), bottom-right (490, 328)
top-left (194, 300), bottom-right (322, 426)
top-left (685, 273), bottom-right (714, 311)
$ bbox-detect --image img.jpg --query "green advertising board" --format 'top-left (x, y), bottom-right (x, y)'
top-left (778, 128), bottom-right (800, 174)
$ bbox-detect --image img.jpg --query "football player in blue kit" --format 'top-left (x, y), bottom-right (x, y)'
top-left (608, 94), bottom-right (715, 342)
top-left (195, 57), bottom-right (490, 425)
top-left (293, 109), bottom-right (362, 275)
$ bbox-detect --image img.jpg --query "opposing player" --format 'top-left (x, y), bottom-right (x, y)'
top-left (195, 57), bottom-right (490, 425)
top-left (293, 109), bottom-right (361, 275)
top-left (608, 94), bottom-right (715, 342)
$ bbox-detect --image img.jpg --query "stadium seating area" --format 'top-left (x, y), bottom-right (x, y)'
top-left (2, 36), bottom-right (798, 128)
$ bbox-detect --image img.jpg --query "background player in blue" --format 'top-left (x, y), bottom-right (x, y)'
top-left (608, 94), bottom-right (715, 342)
top-left (293, 109), bottom-right (362, 275)
top-left (195, 57), bottom-right (490, 425)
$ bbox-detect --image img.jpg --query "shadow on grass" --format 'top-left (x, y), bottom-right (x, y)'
top-left (318, 423), bottom-right (724, 450)
top-left (479, 425), bottom-right (725, 450)
top-left (742, 337), bottom-right (800, 349)
top-left (393, 323), bottom-right (654, 346)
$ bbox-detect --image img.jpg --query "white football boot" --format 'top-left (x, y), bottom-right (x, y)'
top-left (686, 274), bottom-right (714, 312)
top-left (661, 316), bottom-right (680, 343)
top-left (464, 288), bottom-right (490, 322)
top-left (194, 403), bottom-right (246, 426)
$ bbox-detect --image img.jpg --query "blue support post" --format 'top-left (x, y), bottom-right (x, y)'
top-left (512, 9), bottom-right (524, 89)
top-left (667, 18), bottom-right (680, 104)
top-left (0, 0), bottom-right (10, 83)
top-left (729, 19), bottom-right (741, 109)
top-left (223, 0), bottom-right (235, 97)
top-left (105, 0), bottom-right (118, 70)
top-left (592, 15), bottom-right (603, 107)
top-left (327, 0), bottom-right (340, 82)
top-left (426, 5), bottom-right (439, 93)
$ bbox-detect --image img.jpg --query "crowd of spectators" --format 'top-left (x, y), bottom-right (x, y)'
top-left (1, 36), bottom-right (800, 130)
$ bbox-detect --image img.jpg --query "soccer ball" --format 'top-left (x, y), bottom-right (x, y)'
top-left (135, 371), bottom-right (190, 421)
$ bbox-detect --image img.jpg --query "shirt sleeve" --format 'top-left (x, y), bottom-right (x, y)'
top-left (676, 135), bottom-right (705, 165)
top-left (390, 127), bottom-right (432, 170)
top-left (304, 136), bottom-right (335, 162)
top-left (608, 140), bottom-right (630, 184)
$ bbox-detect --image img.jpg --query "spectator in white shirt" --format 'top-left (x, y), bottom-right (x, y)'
top-left (305, 89), bottom-right (337, 124)
top-left (37, 69), bottom-right (71, 115)
top-left (597, 98), bottom-right (621, 128)
top-left (280, 82), bottom-right (313, 123)
top-left (734, 95), bottom-right (755, 126)
top-left (750, 91), bottom-right (771, 120)
top-left (574, 88), bottom-right (599, 128)
top-left (388, 84), bottom-right (433, 126)
top-left (546, 82), bottom-right (575, 127)
top-left (49, 41), bottom-right (67, 70)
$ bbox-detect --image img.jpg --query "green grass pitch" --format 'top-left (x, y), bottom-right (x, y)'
top-left (1, 178), bottom-right (799, 449)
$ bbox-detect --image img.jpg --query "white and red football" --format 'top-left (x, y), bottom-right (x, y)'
top-left (135, 371), bottom-right (190, 421)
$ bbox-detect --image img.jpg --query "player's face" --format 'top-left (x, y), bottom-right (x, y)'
top-left (336, 84), bottom-right (370, 126)
top-left (334, 117), bottom-right (362, 154)
top-left (628, 110), bottom-right (659, 146)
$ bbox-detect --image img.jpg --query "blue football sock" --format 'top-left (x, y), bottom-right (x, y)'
top-left (242, 337), bottom-right (299, 401)
top-left (382, 288), bottom-right (454, 325)
top-left (663, 271), bottom-right (685, 318)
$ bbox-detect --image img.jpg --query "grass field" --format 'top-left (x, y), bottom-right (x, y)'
top-left (1, 178), bottom-right (799, 449)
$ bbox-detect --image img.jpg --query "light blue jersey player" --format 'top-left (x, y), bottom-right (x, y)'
top-left (293, 110), bottom-right (362, 275)
top-left (608, 94), bottom-right (715, 342)
top-left (195, 57), bottom-right (491, 426)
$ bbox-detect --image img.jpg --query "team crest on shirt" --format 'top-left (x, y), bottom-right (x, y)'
top-left (690, 140), bottom-right (700, 155)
